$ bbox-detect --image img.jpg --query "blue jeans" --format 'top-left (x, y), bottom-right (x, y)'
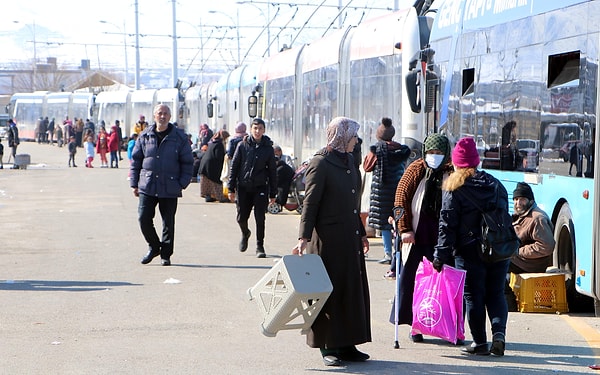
top-left (138, 193), bottom-right (178, 259)
top-left (381, 229), bottom-right (392, 256)
top-left (454, 247), bottom-right (510, 345)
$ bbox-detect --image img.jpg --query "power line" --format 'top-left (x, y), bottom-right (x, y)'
top-left (237, 0), bottom-right (393, 10)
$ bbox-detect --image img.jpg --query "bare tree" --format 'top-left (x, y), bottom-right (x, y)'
top-left (2, 61), bottom-right (120, 94)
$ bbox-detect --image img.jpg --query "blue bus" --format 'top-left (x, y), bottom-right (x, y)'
top-left (418, 0), bottom-right (598, 312)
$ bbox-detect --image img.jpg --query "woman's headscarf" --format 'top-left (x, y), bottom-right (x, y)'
top-left (423, 133), bottom-right (451, 173)
top-left (211, 129), bottom-right (230, 143)
top-left (326, 116), bottom-right (360, 153)
top-left (200, 123), bottom-right (209, 136)
top-left (234, 122), bottom-right (247, 137)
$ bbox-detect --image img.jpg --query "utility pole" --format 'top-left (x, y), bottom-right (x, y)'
top-left (172, 0), bottom-right (178, 87)
top-left (135, 0), bottom-right (141, 89)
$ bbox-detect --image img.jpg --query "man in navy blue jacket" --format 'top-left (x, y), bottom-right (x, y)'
top-left (130, 104), bottom-right (194, 266)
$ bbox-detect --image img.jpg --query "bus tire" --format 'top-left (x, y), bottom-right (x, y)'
top-left (555, 203), bottom-right (593, 312)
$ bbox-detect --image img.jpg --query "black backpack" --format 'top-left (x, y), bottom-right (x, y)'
top-left (460, 183), bottom-right (520, 263)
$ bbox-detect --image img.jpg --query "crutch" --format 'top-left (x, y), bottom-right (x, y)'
top-left (392, 206), bottom-right (404, 349)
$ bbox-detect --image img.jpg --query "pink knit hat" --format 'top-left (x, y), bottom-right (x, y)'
top-left (452, 137), bottom-right (480, 168)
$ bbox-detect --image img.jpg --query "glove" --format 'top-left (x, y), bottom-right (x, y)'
top-left (432, 258), bottom-right (444, 273)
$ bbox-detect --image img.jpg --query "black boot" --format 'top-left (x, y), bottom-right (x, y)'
top-left (239, 230), bottom-right (251, 252)
top-left (337, 346), bottom-right (369, 362)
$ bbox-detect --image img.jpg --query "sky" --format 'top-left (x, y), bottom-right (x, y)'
top-left (1, 0), bottom-right (415, 86)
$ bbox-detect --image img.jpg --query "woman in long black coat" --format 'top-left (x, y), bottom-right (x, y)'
top-left (292, 116), bottom-right (371, 367)
top-left (199, 130), bottom-right (229, 202)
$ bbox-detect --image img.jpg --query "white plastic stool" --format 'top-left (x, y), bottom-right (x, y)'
top-left (247, 254), bottom-right (333, 337)
top-left (14, 154), bottom-right (30, 169)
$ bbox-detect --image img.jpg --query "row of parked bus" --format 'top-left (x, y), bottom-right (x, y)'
top-left (6, 0), bottom-right (600, 311)
top-left (6, 88), bottom-right (184, 141)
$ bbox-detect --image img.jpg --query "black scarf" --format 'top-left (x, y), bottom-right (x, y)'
top-left (423, 165), bottom-right (444, 216)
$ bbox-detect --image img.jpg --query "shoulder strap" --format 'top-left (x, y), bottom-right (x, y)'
top-left (456, 182), bottom-right (500, 213)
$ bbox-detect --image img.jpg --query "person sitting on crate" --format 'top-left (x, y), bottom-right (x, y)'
top-left (510, 182), bottom-right (555, 274)
top-left (274, 146), bottom-right (295, 207)
top-left (505, 182), bottom-right (556, 311)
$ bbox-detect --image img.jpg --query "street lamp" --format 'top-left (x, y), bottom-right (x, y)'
top-left (14, 20), bottom-right (36, 91)
top-left (177, 20), bottom-right (205, 83)
top-left (99, 20), bottom-right (129, 86)
top-left (208, 9), bottom-right (241, 67)
top-left (236, 1), bottom-right (272, 57)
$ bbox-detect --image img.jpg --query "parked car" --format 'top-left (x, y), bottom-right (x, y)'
top-left (516, 139), bottom-right (540, 171)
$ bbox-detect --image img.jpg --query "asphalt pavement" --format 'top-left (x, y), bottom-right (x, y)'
top-left (0, 142), bottom-right (598, 375)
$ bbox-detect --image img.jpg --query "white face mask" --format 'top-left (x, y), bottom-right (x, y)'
top-left (425, 153), bottom-right (445, 169)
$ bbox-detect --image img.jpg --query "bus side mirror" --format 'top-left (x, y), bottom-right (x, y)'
top-left (424, 71), bottom-right (438, 113)
top-left (406, 71), bottom-right (421, 113)
top-left (207, 102), bottom-right (214, 119)
top-left (248, 95), bottom-right (258, 118)
top-left (405, 70), bottom-right (438, 113)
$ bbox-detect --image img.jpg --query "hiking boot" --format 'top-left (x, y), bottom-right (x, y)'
top-left (239, 231), bottom-right (251, 252)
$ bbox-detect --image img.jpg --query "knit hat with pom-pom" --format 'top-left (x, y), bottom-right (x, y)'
top-left (376, 117), bottom-right (395, 141)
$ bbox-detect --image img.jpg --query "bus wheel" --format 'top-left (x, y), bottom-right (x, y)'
top-left (555, 203), bottom-right (593, 312)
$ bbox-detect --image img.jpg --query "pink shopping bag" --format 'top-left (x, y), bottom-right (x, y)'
top-left (411, 257), bottom-right (466, 344)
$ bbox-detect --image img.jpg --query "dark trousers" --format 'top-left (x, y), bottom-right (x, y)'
top-left (110, 151), bottom-right (119, 168)
top-left (76, 131), bottom-right (83, 147)
top-left (68, 154), bottom-right (76, 166)
top-left (236, 187), bottom-right (268, 246)
top-left (455, 247), bottom-right (510, 345)
top-left (138, 194), bottom-right (178, 259)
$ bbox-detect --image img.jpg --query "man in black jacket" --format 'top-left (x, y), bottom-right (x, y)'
top-left (228, 118), bottom-right (277, 258)
top-left (7, 119), bottom-right (19, 166)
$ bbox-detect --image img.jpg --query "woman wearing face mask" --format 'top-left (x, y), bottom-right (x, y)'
top-left (387, 133), bottom-right (454, 343)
